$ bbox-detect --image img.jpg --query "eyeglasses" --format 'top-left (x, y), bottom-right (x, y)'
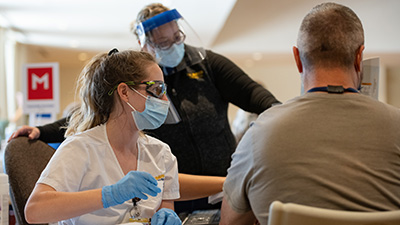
top-left (148, 30), bottom-right (186, 50)
top-left (108, 80), bottom-right (167, 98)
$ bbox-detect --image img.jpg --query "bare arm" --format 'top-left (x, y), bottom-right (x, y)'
top-left (25, 183), bottom-right (103, 223)
top-left (177, 173), bottom-right (225, 201)
top-left (159, 200), bottom-right (174, 210)
top-left (219, 196), bottom-right (257, 225)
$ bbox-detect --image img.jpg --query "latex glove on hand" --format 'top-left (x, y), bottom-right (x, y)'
top-left (102, 171), bottom-right (161, 208)
top-left (151, 208), bottom-right (181, 225)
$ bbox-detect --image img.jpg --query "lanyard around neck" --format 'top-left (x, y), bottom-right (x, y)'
top-left (307, 85), bottom-right (359, 94)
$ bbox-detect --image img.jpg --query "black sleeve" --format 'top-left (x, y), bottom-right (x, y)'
top-left (207, 50), bottom-right (281, 114)
top-left (37, 117), bottom-right (68, 143)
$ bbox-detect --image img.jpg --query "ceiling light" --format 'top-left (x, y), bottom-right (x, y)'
top-left (78, 52), bottom-right (88, 61)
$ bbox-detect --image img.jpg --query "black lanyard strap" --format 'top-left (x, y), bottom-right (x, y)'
top-left (308, 85), bottom-right (359, 94)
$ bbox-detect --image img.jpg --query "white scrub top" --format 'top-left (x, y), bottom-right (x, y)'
top-left (38, 124), bottom-right (180, 225)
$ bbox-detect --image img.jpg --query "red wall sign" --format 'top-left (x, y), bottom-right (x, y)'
top-left (27, 67), bottom-right (54, 100)
top-left (22, 62), bottom-right (60, 114)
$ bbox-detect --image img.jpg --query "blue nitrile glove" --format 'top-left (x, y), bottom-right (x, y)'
top-left (151, 208), bottom-right (181, 225)
top-left (101, 171), bottom-right (161, 208)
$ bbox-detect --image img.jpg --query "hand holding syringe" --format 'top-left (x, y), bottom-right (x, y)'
top-left (129, 174), bottom-right (166, 223)
top-left (101, 171), bottom-right (162, 208)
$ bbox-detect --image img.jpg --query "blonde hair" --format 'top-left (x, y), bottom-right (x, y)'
top-left (65, 50), bottom-right (156, 137)
top-left (130, 3), bottom-right (170, 39)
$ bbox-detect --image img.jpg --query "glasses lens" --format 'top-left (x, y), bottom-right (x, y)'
top-left (145, 81), bottom-right (166, 98)
top-left (152, 30), bottom-right (186, 50)
top-left (175, 30), bottom-right (186, 45)
top-left (158, 42), bottom-right (171, 50)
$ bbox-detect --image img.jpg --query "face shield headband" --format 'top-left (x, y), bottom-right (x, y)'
top-left (136, 9), bottom-right (182, 49)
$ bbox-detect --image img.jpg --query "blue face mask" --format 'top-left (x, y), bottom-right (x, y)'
top-left (155, 43), bottom-right (185, 68)
top-left (126, 89), bottom-right (170, 130)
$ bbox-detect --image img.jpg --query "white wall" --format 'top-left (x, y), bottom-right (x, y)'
top-left (226, 54), bottom-right (301, 123)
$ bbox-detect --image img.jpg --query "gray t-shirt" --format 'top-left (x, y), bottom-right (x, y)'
top-left (223, 92), bottom-right (400, 224)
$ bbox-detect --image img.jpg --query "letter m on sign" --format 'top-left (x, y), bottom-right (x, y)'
top-left (27, 67), bottom-right (53, 100)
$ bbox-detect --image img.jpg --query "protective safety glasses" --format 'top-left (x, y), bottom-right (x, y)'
top-left (147, 30), bottom-right (186, 50)
top-left (108, 80), bottom-right (167, 98)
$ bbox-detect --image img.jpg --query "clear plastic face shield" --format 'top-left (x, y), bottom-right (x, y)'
top-left (136, 9), bottom-right (206, 75)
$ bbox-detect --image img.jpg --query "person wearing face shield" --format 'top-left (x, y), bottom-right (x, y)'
top-left (132, 3), bottom-right (281, 214)
top-left (8, 2), bottom-right (280, 218)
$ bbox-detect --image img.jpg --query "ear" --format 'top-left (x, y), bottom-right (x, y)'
top-left (116, 83), bottom-right (130, 102)
top-left (293, 46), bottom-right (303, 73)
top-left (354, 45), bottom-right (365, 72)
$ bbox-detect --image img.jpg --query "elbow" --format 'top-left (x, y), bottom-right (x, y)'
top-left (25, 201), bottom-right (43, 224)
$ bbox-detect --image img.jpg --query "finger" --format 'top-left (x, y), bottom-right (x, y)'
top-left (141, 188), bottom-right (160, 198)
top-left (167, 217), bottom-right (180, 225)
top-left (28, 130), bottom-right (39, 140)
top-left (133, 171), bottom-right (159, 187)
top-left (15, 127), bottom-right (27, 135)
top-left (144, 184), bottom-right (161, 196)
top-left (8, 130), bottom-right (24, 142)
top-left (137, 183), bottom-right (161, 199)
top-left (7, 133), bottom-right (15, 142)
top-left (142, 177), bottom-right (161, 194)
top-left (172, 216), bottom-right (181, 225)
top-left (164, 215), bottom-right (173, 225)
top-left (164, 214), bottom-right (178, 225)
top-left (136, 192), bottom-right (148, 200)
top-left (8, 129), bottom-right (27, 142)
top-left (28, 133), bottom-right (35, 140)
top-left (127, 172), bottom-right (158, 188)
top-left (154, 212), bottom-right (166, 225)
top-left (142, 172), bottom-right (159, 186)
top-left (164, 211), bottom-right (180, 225)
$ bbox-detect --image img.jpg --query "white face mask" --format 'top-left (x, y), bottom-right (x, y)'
top-left (126, 88), bottom-right (170, 130)
top-left (155, 43), bottom-right (185, 68)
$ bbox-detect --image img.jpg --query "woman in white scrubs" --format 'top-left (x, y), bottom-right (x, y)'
top-left (24, 49), bottom-right (181, 225)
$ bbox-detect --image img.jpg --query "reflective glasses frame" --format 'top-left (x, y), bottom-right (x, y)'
top-left (108, 80), bottom-right (167, 98)
top-left (147, 30), bottom-right (186, 50)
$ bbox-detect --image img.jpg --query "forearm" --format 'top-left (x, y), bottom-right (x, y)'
top-left (25, 184), bottom-right (103, 223)
top-left (38, 117), bottom-right (68, 143)
top-left (159, 200), bottom-right (175, 210)
top-left (220, 196), bottom-right (257, 225)
top-left (228, 79), bottom-right (281, 114)
top-left (177, 173), bottom-right (225, 201)
top-left (208, 50), bottom-right (280, 114)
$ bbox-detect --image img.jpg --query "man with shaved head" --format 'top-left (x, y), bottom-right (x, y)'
top-left (220, 3), bottom-right (400, 224)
